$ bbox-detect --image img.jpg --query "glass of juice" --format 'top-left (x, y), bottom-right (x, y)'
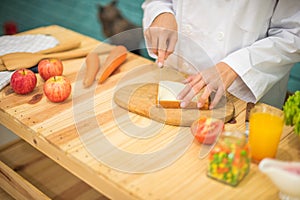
top-left (248, 104), bottom-right (284, 164)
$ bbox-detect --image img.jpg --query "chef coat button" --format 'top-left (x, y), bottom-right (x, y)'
top-left (187, 68), bottom-right (194, 74)
top-left (216, 31), bottom-right (224, 41)
top-left (181, 62), bottom-right (190, 72)
top-left (183, 24), bottom-right (192, 35)
top-left (183, 62), bottom-right (189, 68)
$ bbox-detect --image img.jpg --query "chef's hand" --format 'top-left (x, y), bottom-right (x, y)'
top-left (177, 62), bottom-right (238, 109)
top-left (144, 12), bottom-right (178, 67)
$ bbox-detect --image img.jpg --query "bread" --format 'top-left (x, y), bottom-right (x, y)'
top-left (157, 81), bottom-right (209, 110)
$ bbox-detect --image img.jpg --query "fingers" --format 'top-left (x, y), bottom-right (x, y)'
top-left (165, 33), bottom-right (177, 58)
top-left (177, 75), bottom-right (199, 99)
top-left (157, 34), bottom-right (168, 66)
top-left (179, 85), bottom-right (196, 108)
top-left (178, 74), bottom-right (206, 108)
top-left (198, 86), bottom-right (212, 108)
top-left (178, 73), bottom-right (225, 109)
top-left (209, 87), bottom-right (224, 109)
top-left (186, 74), bottom-right (202, 87)
top-left (157, 31), bottom-right (177, 66)
top-left (144, 28), bottom-right (159, 56)
top-left (182, 76), bottom-right (193, 84)
top-left (145, 27), bottom-right (177, 66)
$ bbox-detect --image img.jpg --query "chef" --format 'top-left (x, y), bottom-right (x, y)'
top-left (142, 0), bottom-right (300, 109)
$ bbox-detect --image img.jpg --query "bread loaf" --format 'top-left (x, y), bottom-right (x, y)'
top-left (157, 81), bottom-right (209, 110)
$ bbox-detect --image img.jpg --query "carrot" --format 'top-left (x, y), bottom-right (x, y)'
top-left (98, 45), bottom-right (127, 84)
top-left (83, 52), bottom-right (100, 88)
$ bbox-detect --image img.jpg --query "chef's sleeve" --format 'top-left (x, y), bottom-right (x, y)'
top-left (142, 0), bottom-right (174, 29)
top-left (222, 0), bottom-right (300, 104)
top-left (142, 0), bottom-right (175, 59)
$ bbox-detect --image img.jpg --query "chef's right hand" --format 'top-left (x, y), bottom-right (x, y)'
top-left (144, 12), bottom-right (178, 67)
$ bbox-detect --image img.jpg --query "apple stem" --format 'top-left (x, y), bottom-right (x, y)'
top-left (54, 76), bottom-right (56, 81)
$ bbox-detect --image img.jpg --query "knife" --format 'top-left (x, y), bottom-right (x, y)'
top-left (158, 60), bottom-right (164, 81)
top-left (245, 102), bottom-right (255, 137)
top-left (157, 63), bottom-right (165, 107)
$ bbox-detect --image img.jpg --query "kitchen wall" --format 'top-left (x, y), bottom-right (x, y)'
top-left (0, 0), bottom-right (144, 41)
top-left (288, 63), bottom-right (300, 93)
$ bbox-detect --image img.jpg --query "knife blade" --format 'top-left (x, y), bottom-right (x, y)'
top-left (159, 64), bottom-right (163, 81)
top-left (158, 61), bottom-right (164, 81)
top-left (245, 102), bottom-right (255, 137)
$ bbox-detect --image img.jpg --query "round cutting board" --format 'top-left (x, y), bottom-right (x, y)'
top-left (114, 83), bottom-right (235, 127)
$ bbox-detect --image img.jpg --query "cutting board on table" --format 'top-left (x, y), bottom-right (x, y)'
top-left (114, 83), bottom-right (235, 127)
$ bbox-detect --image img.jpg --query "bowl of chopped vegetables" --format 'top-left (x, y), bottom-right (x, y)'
top-left (283, 91), bottom-right (300, 137)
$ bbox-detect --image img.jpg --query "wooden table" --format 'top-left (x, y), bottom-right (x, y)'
top-left (0, 25), bottom-right (299, 200)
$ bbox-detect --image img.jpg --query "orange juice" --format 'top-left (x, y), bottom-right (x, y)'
top-left (248, 107), bottom-right (284, 163)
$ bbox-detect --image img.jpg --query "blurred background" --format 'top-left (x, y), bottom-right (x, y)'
top-left (0, 0), bottom-right (144, 40)
top-left (0, 0), bottom-right (299, 93)
top-left (0, 0), bottom-right (147, 145)
top-left (0, 2), bottom-right (298, 198)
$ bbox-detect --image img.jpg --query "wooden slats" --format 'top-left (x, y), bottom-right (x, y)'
top-left (1, 25), bottom-right (299, 200)
top-left (0, 160), bottom-right (51, 200)
top-left (0, 139), bottom-right (107, 200)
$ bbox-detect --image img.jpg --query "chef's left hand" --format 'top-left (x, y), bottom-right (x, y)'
top-left (177, 62), bottom-right (238, 109)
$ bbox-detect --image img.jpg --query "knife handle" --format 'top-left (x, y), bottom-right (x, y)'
top-left (245, 102), bottom-right (255, 122)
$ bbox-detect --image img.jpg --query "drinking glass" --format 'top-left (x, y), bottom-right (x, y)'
top-left (248, 104), bottom-right (284, 164)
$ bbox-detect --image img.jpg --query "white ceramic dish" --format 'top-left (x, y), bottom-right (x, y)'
top-left (259, 158), bottom-right (300, 200)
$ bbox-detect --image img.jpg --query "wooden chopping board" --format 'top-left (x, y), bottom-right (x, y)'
top-left (114, 82), bottom-right (235, 127)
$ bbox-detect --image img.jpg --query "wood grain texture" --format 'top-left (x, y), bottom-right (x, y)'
top-left (114, 83), bottom-right (235, 126)
top-left (0, 140), bottom-right (107, 200)
top-left (0, 160), bottom-right (51, 200)
top-left (3, 49), bottom-right (90, 70)
top-left (0, 26), bottom-right (299, 200)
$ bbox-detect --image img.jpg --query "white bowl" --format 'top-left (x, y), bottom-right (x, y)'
top-left (259, 158), bottom-right (300, 200)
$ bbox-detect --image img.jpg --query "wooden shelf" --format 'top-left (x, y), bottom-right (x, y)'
top-left (0, 139), bottom-right (108, 200)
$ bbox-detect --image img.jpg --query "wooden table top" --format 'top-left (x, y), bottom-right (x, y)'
top-left (0, 25), bottom-right (299, 200)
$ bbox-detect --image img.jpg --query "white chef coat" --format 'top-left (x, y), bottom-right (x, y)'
top-left (142, 0), bottom-right (300, 108)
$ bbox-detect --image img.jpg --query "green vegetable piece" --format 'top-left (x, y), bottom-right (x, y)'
top-left (283, 91), bottom-right (300, 135)
top-left (240, 149), bottom-right (247, 156)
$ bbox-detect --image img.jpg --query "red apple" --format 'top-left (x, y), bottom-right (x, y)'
top-left (38, 58), bottom-right (63, 81)
top-left (43, 76), bottom-right (71, 103)
top-left (10, 69), bottom-right (37, 94)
